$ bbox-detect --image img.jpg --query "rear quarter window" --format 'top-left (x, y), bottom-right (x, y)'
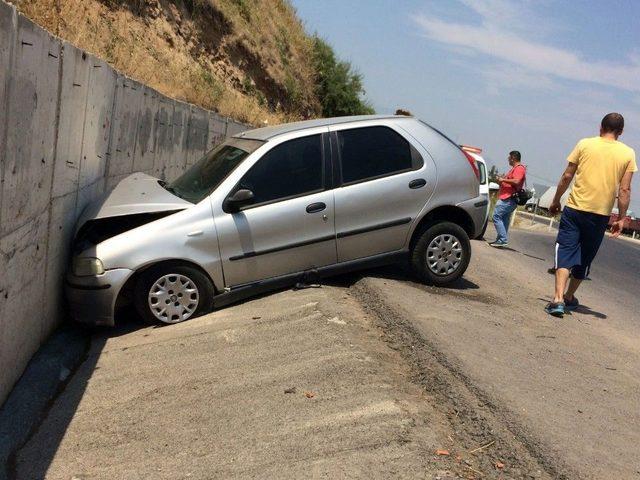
top-left (337, 126), bottom-right (422, 184)
top-left (397, 119), bottom-right (479, 199)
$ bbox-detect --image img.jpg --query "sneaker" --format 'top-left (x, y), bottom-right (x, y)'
top-left (544, 302), bottom-right (565, 318)
top-left (489, 241), bottom-right (509, 248)
top-left (564, 296), bottom-right (579, 312)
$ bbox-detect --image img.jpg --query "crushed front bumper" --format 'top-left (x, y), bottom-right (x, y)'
top-left (66, 268), bottom-right (133, 327)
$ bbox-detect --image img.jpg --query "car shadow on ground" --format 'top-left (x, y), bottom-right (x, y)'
top-left (114, 263), bottom-right (481, 330)
top-left (323, 263), bottom-right (480, 291)
top-left (110, 307), bottom-right (149, 333)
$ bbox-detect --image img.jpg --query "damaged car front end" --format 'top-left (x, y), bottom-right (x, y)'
top-left (66, 173), bottom-right (193, 326)
top-left (66, 138), bottom-right (262, 326)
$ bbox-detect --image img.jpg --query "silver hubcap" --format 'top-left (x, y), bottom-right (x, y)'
top-left (148, 274), bottom-right (199, 324)
top-left (426, 234), bottom-right (463, 276)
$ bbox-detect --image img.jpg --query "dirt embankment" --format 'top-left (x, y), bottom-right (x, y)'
top-left (13, 0), bottom-right (321, 124)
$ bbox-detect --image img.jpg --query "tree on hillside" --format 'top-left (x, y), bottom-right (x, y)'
top-left (312, 36), bottom-right (374, 117)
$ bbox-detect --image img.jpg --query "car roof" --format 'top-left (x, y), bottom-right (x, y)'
top-left (234, 115), bottom-right (413, 141)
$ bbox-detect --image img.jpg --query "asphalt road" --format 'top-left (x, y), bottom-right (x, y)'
top-left (356, 223), bottom-right (640, 479)
top-left (512, 216), bottom-right (640, 310)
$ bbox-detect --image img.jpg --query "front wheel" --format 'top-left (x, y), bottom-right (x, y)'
top-left (410, 222), bottom-right (471, 286)
top-left (134, 263), bottom-right (215, 325)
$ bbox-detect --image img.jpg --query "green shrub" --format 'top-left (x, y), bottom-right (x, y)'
top-left (311, 36), bottom-right (374, 117)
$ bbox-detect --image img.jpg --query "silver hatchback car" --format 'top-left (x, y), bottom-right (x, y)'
top-left (66, 115), bottom-right (486, 326)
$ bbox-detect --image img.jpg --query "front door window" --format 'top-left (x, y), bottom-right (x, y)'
top-left (238, 134), bottom-right (324, 207)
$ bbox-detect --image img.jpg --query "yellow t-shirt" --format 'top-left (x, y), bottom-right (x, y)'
top-left (566, 136), bottom-right (637, 216)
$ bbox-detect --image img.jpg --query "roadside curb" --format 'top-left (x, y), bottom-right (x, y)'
top-left (0, 326), bottom-right (89, 480)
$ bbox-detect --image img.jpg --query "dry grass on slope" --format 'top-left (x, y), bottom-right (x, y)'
top-left (13, 0), bottom-right (321, 125)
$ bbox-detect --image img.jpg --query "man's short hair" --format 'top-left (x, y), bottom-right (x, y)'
top-left (601, 112), bottom-right (624, 135)
top-left (509, 150), bottom-right (521, 162)
top-left (395, 109), bottom-right (412, 116)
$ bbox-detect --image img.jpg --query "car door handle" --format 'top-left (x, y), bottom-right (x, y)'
top-left (306, 202), bottom-right (326, 213)
top-left (409, 178), bottom-right (427, 189)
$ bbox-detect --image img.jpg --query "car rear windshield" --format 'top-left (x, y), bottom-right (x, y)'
top-left (167, 138), bottom-right (264, 204)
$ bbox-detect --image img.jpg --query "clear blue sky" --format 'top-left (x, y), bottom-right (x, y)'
top-left (290, 0), bottom-right (640, 214)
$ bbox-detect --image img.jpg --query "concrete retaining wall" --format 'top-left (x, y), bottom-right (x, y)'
top-left (0, 1), bottom-right (249, 405)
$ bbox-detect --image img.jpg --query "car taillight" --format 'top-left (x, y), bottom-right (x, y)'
top-left (461, 149), bottom-right (480, 180)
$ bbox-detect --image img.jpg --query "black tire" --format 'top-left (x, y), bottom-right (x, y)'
top-left (134, 263), bottom-right (215, 325)
top-left (475, 218), bottom-right (488, 240)
top-left (411, 221), bottom-right (471, 286)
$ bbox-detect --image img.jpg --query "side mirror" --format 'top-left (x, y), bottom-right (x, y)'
top-left (224, 188), bottom-right (255, 213)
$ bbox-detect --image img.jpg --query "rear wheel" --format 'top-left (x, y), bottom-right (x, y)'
top-left (134, 263), bottom-right (215, 325)
top-left (411, 222), bottom-right (471, 286)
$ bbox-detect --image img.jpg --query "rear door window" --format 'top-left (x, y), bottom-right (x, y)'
top-left (337, 126), bottom-right (421, 184)
top-left (238, 134), bottom-right (324, 206)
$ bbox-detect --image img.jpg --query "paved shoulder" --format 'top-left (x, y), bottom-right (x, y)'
top-left (15, 287), bottom-right (458, 479)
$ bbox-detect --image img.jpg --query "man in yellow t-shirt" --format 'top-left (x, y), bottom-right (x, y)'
top-left (545, 113), bottom-right (637, 317)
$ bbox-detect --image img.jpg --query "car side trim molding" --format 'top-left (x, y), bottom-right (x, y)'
top-left (229, 217), bottom-right (413, 260)
top-left (474, 199), bottom-right (488, 207)
top-left (336, 217), bottom-right (412, 239)
top-left (229, 234), bottom-right (336, 261)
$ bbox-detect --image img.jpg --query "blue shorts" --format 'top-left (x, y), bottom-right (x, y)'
top-left (555, 206), bottom-right (609, 279)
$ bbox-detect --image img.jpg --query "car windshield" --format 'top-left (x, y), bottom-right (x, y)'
top-left (166, 137), bottom-right (264, 204)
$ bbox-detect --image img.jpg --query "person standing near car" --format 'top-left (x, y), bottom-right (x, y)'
top-left (545, 113), bottom-right (636, 317)
top-left (490, 151), bottom-right (526, 248)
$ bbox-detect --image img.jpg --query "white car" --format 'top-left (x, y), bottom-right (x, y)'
top-left (461, 146), bottom-right (489, 238)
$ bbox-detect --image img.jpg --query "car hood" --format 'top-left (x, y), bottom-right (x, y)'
top-left (78, 173), bottom-right (192, 225)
